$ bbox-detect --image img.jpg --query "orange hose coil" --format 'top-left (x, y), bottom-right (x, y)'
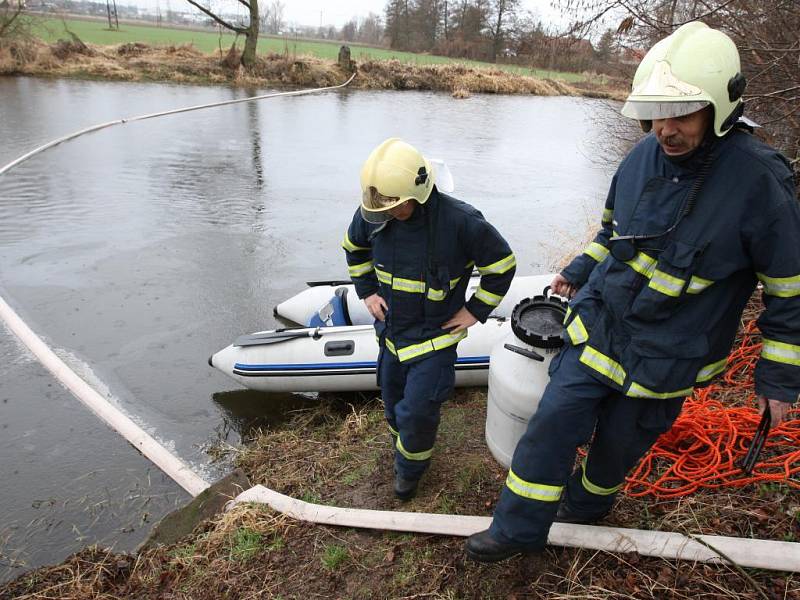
top-left (624, 319), bottom-right (800, 498)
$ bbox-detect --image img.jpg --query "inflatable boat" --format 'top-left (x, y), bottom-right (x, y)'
top-left (210, 273), bottom-right (555, 393)
top-left (209, 319), bottom-right (512, 393)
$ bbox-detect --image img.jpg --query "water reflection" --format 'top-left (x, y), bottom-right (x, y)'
top-left (211, 389), bottom-right (319, 440)
top-left (246, 97), bottom-right (265, 189)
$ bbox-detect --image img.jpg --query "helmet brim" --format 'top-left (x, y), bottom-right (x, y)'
top-left (621, 100), bottom-right (710, 121)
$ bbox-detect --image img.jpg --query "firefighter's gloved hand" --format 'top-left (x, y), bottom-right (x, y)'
top-left (442, 307), bottom-right (478, 333)
top-left (758, 396), bottom-right (793, 428)
top-left (551, 273), bottom-right (578, 299)
top-left (365, 293), bottom-right (388, 322)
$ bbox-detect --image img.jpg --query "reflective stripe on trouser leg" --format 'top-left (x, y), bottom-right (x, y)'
top-left (488, 344), bottom-right (616, 546)
top-left (565, 392), bottom-right (686, 517)
top-left (387, 347), bottom-right (457, 480)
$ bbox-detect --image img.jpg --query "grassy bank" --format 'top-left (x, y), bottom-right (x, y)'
top-left (0, 35), bottom-right (618, 99)
top-left (2, 380), bottom-right (798, 598)
top-left (26, 14), bottom-right (589, 83)
top-left (2, 14), bottom-right (627, 98)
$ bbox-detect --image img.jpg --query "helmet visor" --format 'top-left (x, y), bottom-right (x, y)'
top-left (360, 205), bottom-right (395, 224)
top-left (360, 187), bottom-right (405, 224)
top-left (621, 100), bottom-right (710, 121)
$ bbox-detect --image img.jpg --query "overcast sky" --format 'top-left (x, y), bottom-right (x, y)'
top-left (126, 0), bottom-right (564, 30)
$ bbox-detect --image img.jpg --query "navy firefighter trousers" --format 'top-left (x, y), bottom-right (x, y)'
top-left (379, 345), bottom-right (457, 481)
top-left (489, 343), bottom-right (685, 547)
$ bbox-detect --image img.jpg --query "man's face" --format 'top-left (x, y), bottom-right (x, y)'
top-left (652, 107), bottom-right (712, 156)
top-left (387, 200), bottom-right (416, 221)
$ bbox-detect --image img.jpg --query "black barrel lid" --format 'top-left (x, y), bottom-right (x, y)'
top-left (510, 286), bottom-right (568, 349)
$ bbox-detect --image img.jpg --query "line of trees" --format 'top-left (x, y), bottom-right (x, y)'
top-left (384, 0), bottom-right (523, 63)
top-left (558, 0), bottom-right (799, 180)
top-left (382, 0), bottom-right (611, 72)
top-left (287, 14), bottom-right (384, 47)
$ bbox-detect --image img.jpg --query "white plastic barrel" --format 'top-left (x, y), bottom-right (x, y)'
top-left (485, 290), bottom-right (567, 468)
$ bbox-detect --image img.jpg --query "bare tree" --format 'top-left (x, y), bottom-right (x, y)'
top-left (358, 13), bottom-right (384, 45)
top-left (184, 0), bottom-right (260, 68)
top-left (488, 0), bottom-right (519, 62)
top-left (341, 18), bottom-right (357, 42)
top-left (266, 0), bottom-right (284, 35)
top-left (259, 0), bottom-right (270, 35)
top-left (0, 0), bottom-right (25, 39)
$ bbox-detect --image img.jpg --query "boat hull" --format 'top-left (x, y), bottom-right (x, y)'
top-left (211, 320), bottom-right (512, 393)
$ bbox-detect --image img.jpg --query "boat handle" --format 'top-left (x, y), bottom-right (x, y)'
top-left (325, 340), bottom-right (355, 356)
top-left (503, 343), bottom-right (544, 362)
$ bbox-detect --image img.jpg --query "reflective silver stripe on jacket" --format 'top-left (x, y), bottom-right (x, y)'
top-left (757, 272), bottom-right (800, 298)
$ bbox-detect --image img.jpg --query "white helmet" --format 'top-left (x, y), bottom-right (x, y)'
top-left (621, 21), bottom-right (746, 136)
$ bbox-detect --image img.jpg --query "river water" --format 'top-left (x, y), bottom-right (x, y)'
top-left (0, 76), bottom-right (624, 580)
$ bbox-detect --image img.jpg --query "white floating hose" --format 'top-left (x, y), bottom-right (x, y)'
top-left (0, 73), bottom-right (355, 178)
top-left (229, 485), bottom-right (800, 572)
top-left (0, 295), bottom-right (210, 496)
top-left (0, 74), bottom-right (356, 495)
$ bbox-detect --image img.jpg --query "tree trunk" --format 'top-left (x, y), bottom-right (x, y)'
top-left (491, 1), bottom-right (504, 63)
top-left (241, 0), bottom-right (260, 68)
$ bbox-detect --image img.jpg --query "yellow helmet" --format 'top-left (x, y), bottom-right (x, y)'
top-left (359, 138), bottom-right (435, 224)
top-left (621, 21), bottom-right (746, 137)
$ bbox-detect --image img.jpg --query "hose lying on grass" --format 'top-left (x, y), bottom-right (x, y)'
top-left (227, 485), bottom-right (800, 572)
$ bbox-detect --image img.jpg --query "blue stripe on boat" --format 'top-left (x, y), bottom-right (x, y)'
top-left (234, 356), bottom-right (490, 372)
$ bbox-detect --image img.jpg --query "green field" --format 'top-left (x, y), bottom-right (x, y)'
top-left (28, 15), bottom-right (585, 82)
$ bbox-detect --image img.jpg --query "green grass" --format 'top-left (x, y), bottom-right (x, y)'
top-left (229, 527), bottom-right (262, 561)
top-left (321, 544), bottom-right (349, 571)
top-left (299, 490), bottom-right (321, 504)
top-left (26, 15), bottom-right (585, 82)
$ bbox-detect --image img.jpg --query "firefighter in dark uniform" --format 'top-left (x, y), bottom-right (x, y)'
top-left (467, 22), bottom-right (800, 562)
top-left (344, 138), bottom-right (516, 500)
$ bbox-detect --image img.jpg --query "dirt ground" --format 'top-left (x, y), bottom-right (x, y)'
top-left (2, 377), bottom-right (798, 599)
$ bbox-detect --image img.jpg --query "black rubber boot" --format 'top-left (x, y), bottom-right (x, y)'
top-left (465, 529), bottom-right (541, 563)
top-left (554, 503), bottom-right (610, 525)
top-left (394, 473), bottom-right (419, 501)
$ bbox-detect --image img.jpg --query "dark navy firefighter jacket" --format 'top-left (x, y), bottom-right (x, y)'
top-left (561, 127), bottom-right (800, 404)
top-left (343, 188), bottom-right (516, 364)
